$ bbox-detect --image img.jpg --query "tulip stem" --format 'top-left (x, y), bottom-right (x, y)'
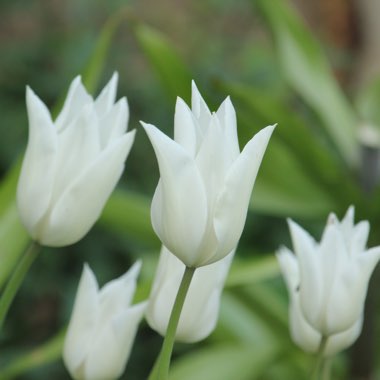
top-left (311, 335), bottom-right (329, 380)
top-left (0, 241), bottom-right (41, 330)
top-left (148, 266), bottom-right (196, 380)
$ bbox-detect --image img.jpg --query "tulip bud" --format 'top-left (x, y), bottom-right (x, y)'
top-left (17, 73), bottom-right (135, 246)
top-left (63, 262), bottom-right (146, 380)
top-left (142, 82), bottom-right (274, 267)
top-left (277, 206), bottom-right (380, 355)
top-left (146, 246), bottom-right (233, 343)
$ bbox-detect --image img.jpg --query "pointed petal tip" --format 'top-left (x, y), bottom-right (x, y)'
top-left (140, 121), bottom-right (159, 136)
top-left (81, 263), bottom-right (99, 291)
top-left (71, 75), bottom-right (83, 87)
top-left (345, 205), bottom-right (355, 221)
top-left (111, 71), bottom-right (119, 81)
top-left (129, 260), bottom-right (142, 278)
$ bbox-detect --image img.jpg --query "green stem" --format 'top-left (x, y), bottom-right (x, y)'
top-left (0, 241), bottom-right (41, 330)
top-left (311, 336), bottom-right (329, 380)
top-left (148, 266), bottom-right (196, 380)
top-left (321, 357), bottom-right (332, 380)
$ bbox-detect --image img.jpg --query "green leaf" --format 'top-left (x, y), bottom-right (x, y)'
top-left (82, 10), bottom-right (130, 93)
top-left (169, 343), bottom-right (279, 380)
top-left (356, 76), bottom-right (380, 127)
top-left (236, 284), bottom-right (289, 338)
top-left (215, 292), bottom-right (278, 345)
top-left (254, 0), bottom-right (359, 167)
top-left (53, 9), bottom-right (129, 117)
top-left (133, 23), bottom-right (193, 103)
top-left (0, 329), bottom-right (65, 379)
top-left (226, 255), bottom-right (279, 288)
top-left (0, 161), bottom-right (29, 289)
top-left (217, 79), bottom-right (345, 186)
top-left (98, 189), bottom-right (159, 248)
top-left (252, 138), bottom-right (337, 218)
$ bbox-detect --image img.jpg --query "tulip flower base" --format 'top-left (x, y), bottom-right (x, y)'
top-left (311, 336), bottom-right (329, 380)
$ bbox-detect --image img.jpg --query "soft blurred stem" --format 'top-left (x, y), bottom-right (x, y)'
top-left (311, 336), bottom-right (329, 380)
top-left (321, 357), bottom-right (332, 380)
top-left (148, 266), bottom-right (196, 380)
top-left (0, 241), bottom-right (41, 330)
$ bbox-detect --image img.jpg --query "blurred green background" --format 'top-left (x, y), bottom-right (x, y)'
top-left (1, 0), bottom-right (380, 379)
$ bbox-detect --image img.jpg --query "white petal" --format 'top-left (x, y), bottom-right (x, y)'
top-left (100, 98), bottom-right (129, 146)
top-left (288, 219), bottom-right (324, 330)
top-left (95, 72), bottom-right (118, 115)
top-left (174, 97), bottom-right (197, 156)
top-left (324, 247), bottom-right (380, 334)
top-left (83, 322), bottom-right (124, 380)
top-left (111, 302), bottom-right (147, 366)
top-left (52, 105), bottom-right (101, 203)
top-left (99, 261), bottom-right (141, 313)
top-left (142, 122), bottom-right (208, 267)
top-left (341, 205), bottom-right (355, 234)
top-left (63, 264), bottom-right (99, 374)
top-left (276, 246), bottom-right (299, 295)
top-left (17, 88), bottom-right (57, 238)
top-left (216, 96), bottom-right (240, 160)
top-left (325, 317), bottom-right (363, 356)
top-left (40, 131), bottom-right (135, 246)
top-left (191, 81), bottom-right (212, 126)
top-left (289, 297), bottom-right (321, 353)
top-left (319, 225), bottom-right (353, 333)
top-left (195, 114), bottom-right (228, 203)
top-left (84, 302), bottom-right (145, 380)
top-left (147, 247), bottom-right (232, 342)
top-left (212, 125), bottom-right (274, 264)
top-left (55, 76), bottom-right (92, 132)
top-left (350, 220), bottom-right (369, 254)
top-left (178, 251), bottom-right (233, 342)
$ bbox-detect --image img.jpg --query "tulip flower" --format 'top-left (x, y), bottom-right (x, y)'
top-left (146, 246), bottom-right (233, 343)
top-left (17, 74), bottom-right (135, 246)
top-left (142, 82), bottom-right (274, 267)
top-left (63, 262), bottom-right (146, 380)
top-left (277, 206), bottom-right (380, 355)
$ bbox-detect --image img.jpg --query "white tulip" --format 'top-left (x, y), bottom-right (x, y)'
top-left (278, 246), bottom-right (362, 356)
top-left (142, 82), bottom-right (274, 267)
top-left (146, 246), bottom-right (233, 343)
top-left (63, 262), bottom-right (146, 380)
top-left (17, 74), bottom-right (135, 246)
top-left (277, 207), bottom-right (380, 354)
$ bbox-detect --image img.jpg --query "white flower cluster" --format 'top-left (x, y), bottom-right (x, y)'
top-left (17, 76), bottom-right (273, 380)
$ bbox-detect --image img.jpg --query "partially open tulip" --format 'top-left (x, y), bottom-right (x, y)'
top-left (142, 82), bottom-right (274, 267)
top-left (146, 246), bottom-right (233, 343)
top-left (63, 262), bottom-right (146, 380)
top-left (277, 207), bottom-right (380, 355)
top-left (17, 74), bottom-right (135, 246)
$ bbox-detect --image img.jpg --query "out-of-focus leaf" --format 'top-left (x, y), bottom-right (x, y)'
top-left (0, 329), bottom-right (65, 380)
top-left (356, 77), bottom-right (380, 127)
top-left (82, 9), bottom-right (130, 93)
top-left (0, 161), bottom-right (29, 289)
top-left (215, 292), bottom-right (277, 345)
top-left (53, 9), bottom-right (129, 117)
top-left (252, 138), bottom-right (338, 218)
top-left (226, 255), bottom-right (279, 287)
top-left (254, 0), bottom-right (359, 167)
top-left (98, 189), bottom-right (159, 248)
top-left (169, 343), bottom-right (278, 380)
top-left (217, 79), bottom-right (347, 186)
top-left (236, 283), bottom-right (289, 339)
top-left (133, 23), bottom-right (193, 103)
top-left (0, 205), bottom-right (29, 289)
